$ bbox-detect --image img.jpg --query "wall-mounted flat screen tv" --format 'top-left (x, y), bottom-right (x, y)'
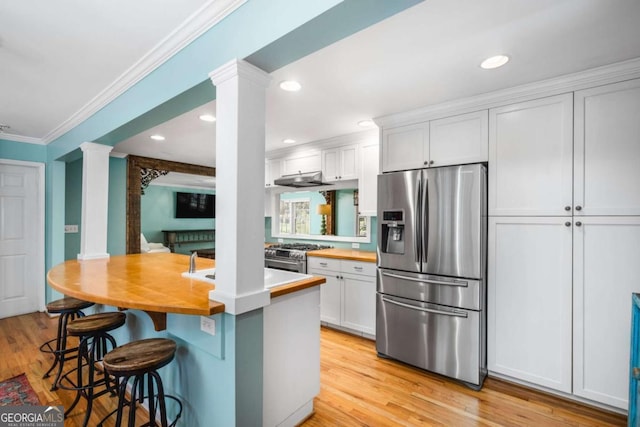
top-left (175, 192), bottom-right (215, 218)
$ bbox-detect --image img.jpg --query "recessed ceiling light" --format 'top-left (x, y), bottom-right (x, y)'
top-left (150, 134), bottom-right (165, 141)
top-left (480, 55), bottom-right (510, 69)
top-left (199, 114), bottom-right (216, 122)
top-left (279, 80), bottom-right (302, 92)
top-left (358, 120), bottom-right (375, 128)
top-left (282, 138), bottom-right (296, 144)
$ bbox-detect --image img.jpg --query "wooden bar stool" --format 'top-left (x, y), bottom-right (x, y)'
top-left (59, 311), bottom-right (127, 427)
top-left (99, 338), bottom-right (183, 427)
top-left (40, 297), bottom-right (94, 390)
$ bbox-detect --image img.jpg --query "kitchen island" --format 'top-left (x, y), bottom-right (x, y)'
top-left (46, 252), bottom-right (325, 426)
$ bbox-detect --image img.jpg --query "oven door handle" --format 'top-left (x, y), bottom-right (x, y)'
top-left (381, 296), bottom-right (468, 318)
top-left (381, 271), bottom-right (468, 287)
top-left (265, 258), bottom-right (303, 272)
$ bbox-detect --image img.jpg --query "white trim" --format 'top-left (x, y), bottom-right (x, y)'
top-left (109, 151), bottom-right (129, 159)
top-left (375, 57), bottom-right (640, 128)
top-left (40, 0), bottom-right (247, 145)
top-left (0, 158), bottom-right (46, 312)
top-left (209, 288), bottom-right (271, 315)
top-left (488, 371), bottom-right (626, 416)
top-left (267, 129), bottom-right (377, 159)
top-left (209, 58), bottom-right (272, 88)
top-left (0, 133), bottom-right (44, 145)
top-left (77, 253), bottom-right (110, 261)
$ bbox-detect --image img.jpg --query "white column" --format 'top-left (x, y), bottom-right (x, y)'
top-left (208, 59), bottom-right (272, 314)
top-left (78, 142), bottom-right (113, 260)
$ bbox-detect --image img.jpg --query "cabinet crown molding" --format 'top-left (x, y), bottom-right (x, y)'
top-left (375, 57), bottom-right (640, 129)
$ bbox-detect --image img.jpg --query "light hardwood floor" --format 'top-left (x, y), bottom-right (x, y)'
top-left (304, 327), bottom-right (626, 426)
top-left (0, 312), bottom-right (627, 426)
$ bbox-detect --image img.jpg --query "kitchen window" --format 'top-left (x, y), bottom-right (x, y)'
top-left (279, 198), bottom-right (310, 235)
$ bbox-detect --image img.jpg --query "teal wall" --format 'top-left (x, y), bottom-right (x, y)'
top-left (336, 189), bottom-right (357, 236)
top-left (264, 216), bottom-right (378, 252)
top-left (0, 139), bottom-right (47, 162)
top-left (107, 157), bottom-right (127, 255)
top-left (141, 185), bottom-right (216, 254)
top-left (64, 159), bottom-right (82, 260)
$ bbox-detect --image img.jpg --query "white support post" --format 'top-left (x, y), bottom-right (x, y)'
top-left (78, 142), bottom-right (113, 260)
top-left (208, 59), bottom-right (272, 314)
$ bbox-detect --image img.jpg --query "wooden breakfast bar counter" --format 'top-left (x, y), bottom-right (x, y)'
top-left (47, 252), bottom-right (326, 331)
top-left (47, 253), bottom-right (223, 331)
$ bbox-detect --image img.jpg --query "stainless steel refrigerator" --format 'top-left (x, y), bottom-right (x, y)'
top-left (376, 163), bottom-right (487, 388)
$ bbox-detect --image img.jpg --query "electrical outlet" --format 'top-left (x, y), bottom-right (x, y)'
top-left (351, 243), bottom-right (360, 249)
top-left (200, 316), bottom-right (216, 336)
top-left (64, 224), bottom-right (78, 233)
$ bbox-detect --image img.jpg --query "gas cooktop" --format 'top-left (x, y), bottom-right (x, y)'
top-left (267, 243), bottom-right (332, 251)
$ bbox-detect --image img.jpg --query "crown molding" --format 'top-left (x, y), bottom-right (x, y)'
top-left (374, 57), bottom-right (640, 128)
top-left (266, 129), bottom-right (377, 159)
top-left (0, 133), bottom-right (44, 144)
top-left (42, 0), bottom-right (247, 145)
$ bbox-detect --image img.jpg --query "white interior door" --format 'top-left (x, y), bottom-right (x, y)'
top-left (0, 161), bottom-right (44, 318)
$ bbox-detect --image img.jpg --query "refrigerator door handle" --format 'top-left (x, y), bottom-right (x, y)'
top-left (415, 172), bottom-right (422, 264)
top-left (381, 271), bottom-right (469, 287)
top-left (381, 296), bottom-right (468, 318)
top-left (421, 169), bottom-right (428, 266)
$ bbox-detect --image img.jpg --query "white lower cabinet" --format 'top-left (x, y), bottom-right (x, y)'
top-left (489, 215), bottom-right (640, 409)
top-left (573, 217), bottom-right (640, 409)
top-left (308, 257), bottom-right (376, 337)
top-left (488, 216), bottom-right (573, 393)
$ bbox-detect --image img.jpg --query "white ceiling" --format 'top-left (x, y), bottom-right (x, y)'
top-left (4, 0), bottom-right (640, 174)
top-left (0, 0), bottom-right (225, 142)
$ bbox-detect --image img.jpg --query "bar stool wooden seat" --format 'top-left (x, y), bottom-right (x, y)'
top-left (99, 338), bottom-right (183, 427)
top-left (40, 297), bottom-right (94, 390)
top-left (59, 311), bottom-right (126, 427)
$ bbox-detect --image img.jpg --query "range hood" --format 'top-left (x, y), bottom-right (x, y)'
top-left (273, 171), bottom-right (330, 188)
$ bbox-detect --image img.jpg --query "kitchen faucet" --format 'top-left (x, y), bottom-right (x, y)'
top-left (189, 251), bottom-right (198, 273)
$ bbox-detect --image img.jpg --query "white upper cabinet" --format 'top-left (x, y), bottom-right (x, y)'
top-left (489, 94), bottom-right (574, 216)
top-left (429, 110), bottom-right (488, 166)
top-left (574, 79), bottom-right (640, 216)
top-left (265, 158), bottom-right (281, 188)
top-left (488, 216), bottom-right (573, 393)
top-left (573, 217), bottom-right (640, 409)
top-left (321, 144), bottom-right (359, 182)
top-left (381, 110), bottom-right (488, 173)
top-left (358, 140), bottom-right (379, 216)
top-left (281, 151), bottom-right (321, 176)
top-left (381, 122), bottom-right (428, 172)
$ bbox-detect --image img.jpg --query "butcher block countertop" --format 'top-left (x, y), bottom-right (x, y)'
top-left (47, 253), bottom-right (324, 331)
top-left (307, 248), bottom-right (377, 263)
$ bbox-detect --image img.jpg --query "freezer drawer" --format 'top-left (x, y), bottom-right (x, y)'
top-left (376, 293), bottom-right (483, 386)
top-left (377, 268), bottom-right (482, 311)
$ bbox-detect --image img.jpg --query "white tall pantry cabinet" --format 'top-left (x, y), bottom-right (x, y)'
top-left (488, 78), bottom-right (640, 410)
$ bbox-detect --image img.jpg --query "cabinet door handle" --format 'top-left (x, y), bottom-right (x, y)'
top-left (423, 161), bottom-right (428, 165)
top-left (565, 221), bottom-right (571, 227)
top-left (429, 160), bottom-right (434, 165)
top-left (576, 221), bottom-right (582, 227)
top-left (564, 206), bottom-right (571, 211)
top-left (319, 262), bottom-right (328, 266)
top-left (353, 266), bottom-right (363, 271)
top-left (575, 205), bottom-right (582, 211)
top-left (338, 176), bottom-right (342, 179)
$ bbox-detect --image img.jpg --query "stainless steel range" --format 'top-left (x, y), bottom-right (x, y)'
top-left (265, 243), bottom-right (332, 273)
